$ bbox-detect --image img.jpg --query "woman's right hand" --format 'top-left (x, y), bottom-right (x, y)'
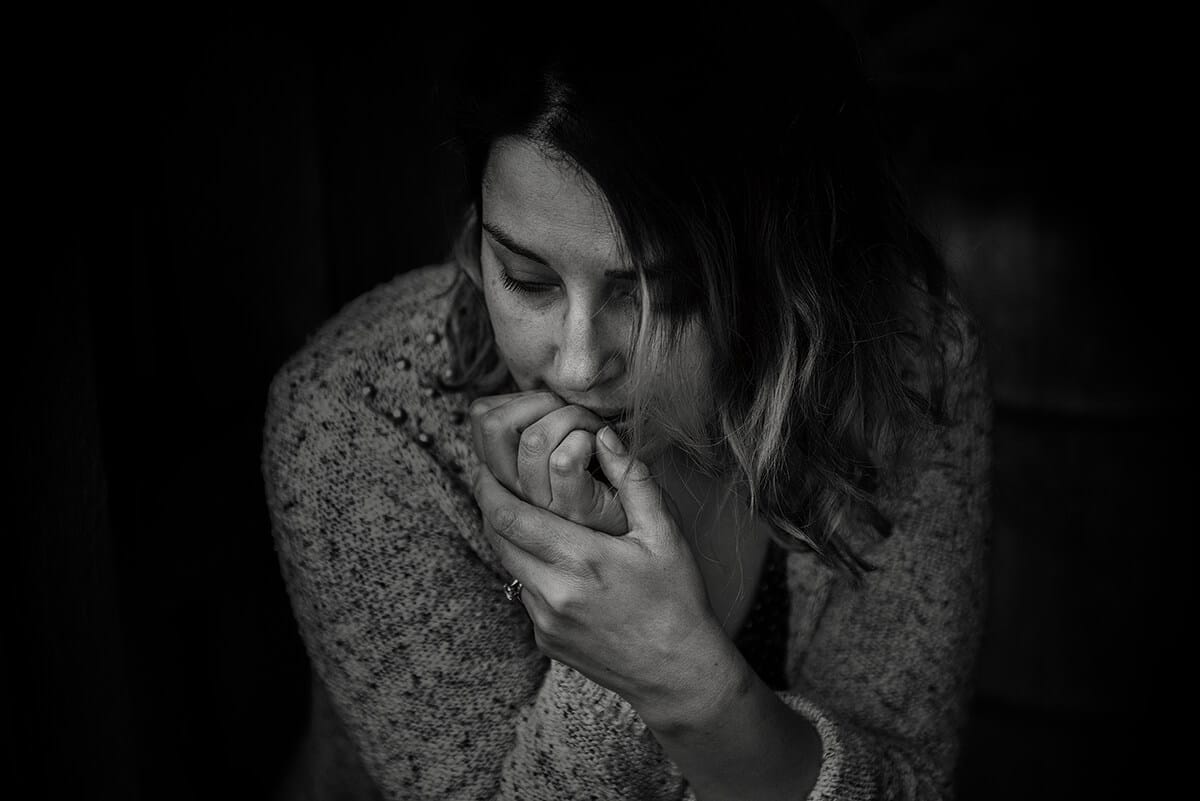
top-left (469, 391), bottom-right (629, 536)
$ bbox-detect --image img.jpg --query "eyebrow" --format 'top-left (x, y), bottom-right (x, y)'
top-left (482, 220), bottom-right (638, 280)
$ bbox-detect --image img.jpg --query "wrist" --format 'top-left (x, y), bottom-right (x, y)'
top-left (633, 618), bottom-right (751, 735)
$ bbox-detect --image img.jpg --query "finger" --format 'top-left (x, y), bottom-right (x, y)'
top-left (595, 425), bottom-right (673, 535)
top-left (547, 429), bottom-right (594, 516)
top-left (470, 391), bottom-right (564, 494)
top-left (469, 391), bottom-right (558, 461)
top-left (474, 461), bottom-right (600, 566)
top-left (518, 405), bottom-right (606, 507)
top-left (466, 391), bottom-right (538, 459)
top-left (473, 465), bottom-right (560, 592)
top-left (549, 430), bottom-right (630, 535)
top-left (480, 516), bottom-right (547, 603)
top-left (482, 524), bottom-right (555, 624)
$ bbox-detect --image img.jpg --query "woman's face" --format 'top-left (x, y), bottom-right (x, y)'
top-left (479, 137), bottom-right (639, 422)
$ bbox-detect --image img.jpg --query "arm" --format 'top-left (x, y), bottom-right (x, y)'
top-left (495, 318), bottom-right (990, 801)
top-left (637, 636), bottom-right (825, 800)
top-left (659, 319), bottom-right (992, 801)
top-left (782, 320), bottom-right (992, 800)
top-left (265, 337), bottom-right (726, 801)
top-left (499, 479), bottom-right (985, 801)
top-left (481, 480), bottom-right (983, 801)
top-left (640, 420), bottom-right (988, 801)
top-left (262, 348), bottom-right (550, 799)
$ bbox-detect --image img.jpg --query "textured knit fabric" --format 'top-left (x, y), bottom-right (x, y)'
top-left (261, 261), bottom-right (992, 801)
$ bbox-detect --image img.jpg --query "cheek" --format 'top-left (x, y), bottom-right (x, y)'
top-left (483, 285), bottom-right (548, 386)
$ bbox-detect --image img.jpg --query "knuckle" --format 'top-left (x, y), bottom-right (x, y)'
top-left (479, 412), bottom-right (506, 440)
top-left (468, 398), bottom-right (489, 420)
top-left (549, 450), bottom-right (578, 476)
top-left (490, 504), bottom-right (519, 535)
top-left (520, 426), bottom-right (549, 458)
top-left (578, 554), bottom-right (605, 584)
top-left (539, 584), bottom-right (574, 615)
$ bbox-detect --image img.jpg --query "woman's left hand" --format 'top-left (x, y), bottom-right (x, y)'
top-left (472, 425), bottom-right (727, 719)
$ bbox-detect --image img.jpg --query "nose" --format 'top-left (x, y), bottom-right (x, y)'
top-left (553, 298), bottom-right (622, 394)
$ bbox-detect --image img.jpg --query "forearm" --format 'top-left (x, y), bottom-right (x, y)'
top-left (636, 629), bottom-right (823, 801)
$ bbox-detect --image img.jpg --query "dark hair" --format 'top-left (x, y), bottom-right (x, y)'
top-left (439, 6), bottom-right (956, 579)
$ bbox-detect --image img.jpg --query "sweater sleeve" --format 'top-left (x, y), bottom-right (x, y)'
top-left (262, 325), bottom-right (551, 799)
top-left (769, 315), bottom-right (993, 801)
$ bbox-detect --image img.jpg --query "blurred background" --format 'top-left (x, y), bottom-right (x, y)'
top-left (12, 4), bottom-right (1183, 799)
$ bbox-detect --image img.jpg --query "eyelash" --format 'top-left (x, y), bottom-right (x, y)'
top-left (499, 267), bottom-right (640, 304)
top-left (499, 268), bottom-right (553, 296)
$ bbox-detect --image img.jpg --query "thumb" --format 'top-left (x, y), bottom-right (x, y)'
top-left (595, 426), bottom-right (671, 533)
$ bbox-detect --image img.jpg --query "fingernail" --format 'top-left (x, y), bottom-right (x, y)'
top-left (599, 426), bottom-right (627, 455)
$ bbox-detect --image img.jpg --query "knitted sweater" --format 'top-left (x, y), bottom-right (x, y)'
top-left (261, 262), bottom-right (992, 801)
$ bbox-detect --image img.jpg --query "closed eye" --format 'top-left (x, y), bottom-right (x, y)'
top-left (499, 266), bottom-right (640, 305)
top-left (499, 267), bottom-right (557, 295)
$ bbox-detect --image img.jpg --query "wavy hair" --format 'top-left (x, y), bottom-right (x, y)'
top-left (437, 6), bottom-right (958, 579)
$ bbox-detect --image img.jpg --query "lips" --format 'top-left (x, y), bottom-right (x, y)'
top-left (580, 406), bottom-right (629, 430)
top-left (555, 396), bottom-right (627, 422)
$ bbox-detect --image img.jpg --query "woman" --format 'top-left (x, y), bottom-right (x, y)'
top-left (262, 8), bottom-right (991, 800)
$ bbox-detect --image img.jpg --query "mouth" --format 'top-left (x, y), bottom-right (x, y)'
top-left (594, 409), bottom-right (629, 426)
top-left (552, 394), bottom-right (629, 427)
top-left (563, 400), bottom-right (628, 424)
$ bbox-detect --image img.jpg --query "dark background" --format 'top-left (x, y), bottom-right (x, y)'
top-left (12, 5), bottom-right (1184, 800)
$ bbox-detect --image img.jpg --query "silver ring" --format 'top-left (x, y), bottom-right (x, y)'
top-left (503, 578), bottom-right (523, 602)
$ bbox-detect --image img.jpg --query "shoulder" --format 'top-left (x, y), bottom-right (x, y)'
top-left (262, 260), bottom-right (479, 519)
top-left (831, 295), bottom-right (992, 568)
top-left (868, 294), bottom-right (992, 557)
top-left (265, 261), bottom-right (460, 415)
top-left (931, 294), bottom-right (992, 467)
top-left (939, 294), bottom-right (988, 396)
top-left (299, 261), bottom-right (460, 371)
top-left (896, 291), bottom-right (991, 450)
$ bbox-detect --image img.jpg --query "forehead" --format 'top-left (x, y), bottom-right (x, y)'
top-left (481, 137), bottom-right (624, 272)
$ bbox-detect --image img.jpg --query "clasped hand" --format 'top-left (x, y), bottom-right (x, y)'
top-left (469, 390), bottom-right (720, 714)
